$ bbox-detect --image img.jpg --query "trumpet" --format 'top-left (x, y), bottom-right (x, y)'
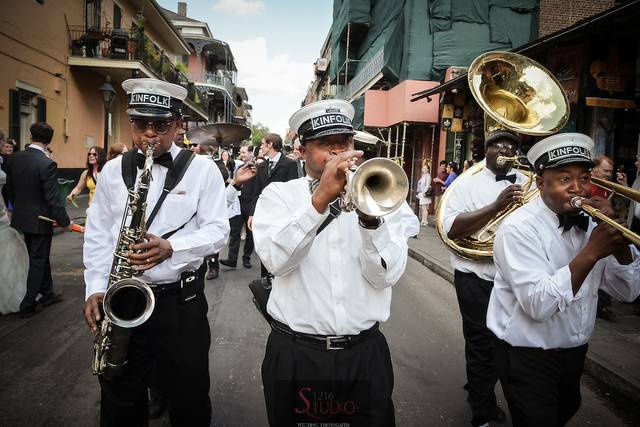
top-left (339, 157), bottom-right (409, 217)
top-left (570, 197), bottom-right (640, 247)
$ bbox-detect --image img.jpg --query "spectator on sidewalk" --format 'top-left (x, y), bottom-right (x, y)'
top-left (416, 165), bottom-right (432, 225)
top-left (5, 122), bottom-right (70, 318)
top-left (442, 162), bottom-right (459, 191)
top-left (67, 147), bottom-right (106, 206)
top-left (488, 133), bottom-right (640, 426)
top-left (432, 160), bottom-right (448, 213)
top-left (442, 130), bottom-right (527, 426)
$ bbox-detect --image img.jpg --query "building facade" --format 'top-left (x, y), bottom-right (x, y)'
top-left (0, 0), bottom-right (208, 175)
top-left (163, 2), bottom-right (251, 130)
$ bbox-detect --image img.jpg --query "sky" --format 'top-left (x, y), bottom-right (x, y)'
top-left (156, 0), bottom-right (333, 136)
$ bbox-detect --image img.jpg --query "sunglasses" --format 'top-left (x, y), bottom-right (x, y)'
top-left (490, 141), bottom-right (517, 151)
top-left (88, 152), bottom-right (97, 157)
top-left (130, 119), bottom-right (173, 134)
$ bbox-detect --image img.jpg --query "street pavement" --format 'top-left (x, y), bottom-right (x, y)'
top-left (0, 229), bottom-right (638, 426)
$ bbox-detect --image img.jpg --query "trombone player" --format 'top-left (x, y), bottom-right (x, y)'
top-left (442, 130), bottom-right (530, 426)
top-left (487, 133), bottom-right (640, 426)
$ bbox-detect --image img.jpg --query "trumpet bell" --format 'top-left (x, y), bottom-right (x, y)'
top-left (348, 158), bottom-right (409, 217)
top-left (469, 51), bottom-right (569, 136)
top-left (103, 278), bottom-right (155, 328)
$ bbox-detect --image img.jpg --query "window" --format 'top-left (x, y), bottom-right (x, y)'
top-left (84, 0), bottom-right (101, 30)
top-left (113, 4), bottom-right (122, 30)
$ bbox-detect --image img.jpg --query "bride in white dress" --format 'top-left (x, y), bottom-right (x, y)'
top-left (0, 166), bottom-right (28, 314)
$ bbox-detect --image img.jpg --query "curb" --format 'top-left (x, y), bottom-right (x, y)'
top-left (406, 247), bottom-right (640, 408)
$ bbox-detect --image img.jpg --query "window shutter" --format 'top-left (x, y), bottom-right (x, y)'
top-left (9, 89), bottom-right (20, 145)
top-left (37, 97), bottom-right (47, 123)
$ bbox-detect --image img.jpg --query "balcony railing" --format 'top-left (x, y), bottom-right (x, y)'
top-left (67, 25), bottom-right (204, 112)
top-left (201, 72), bottom-right (235, 97)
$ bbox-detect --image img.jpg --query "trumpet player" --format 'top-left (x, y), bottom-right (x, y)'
top-left (82, 79), bottom-right (229, 426)
top-left (253, 99), bottom-right (411, 426)
top-left (487, 133), bottom-right (640, 426)
top-left (442, 130), bottom-right (531, 426)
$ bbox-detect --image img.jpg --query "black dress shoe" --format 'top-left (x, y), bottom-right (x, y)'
top-left (19, 306), bottom-right (38, 318)
top-left (148, 395), bottom-right (167, 419)
top-left (489, 406), bottom-right (506, 423)
top-left (206, 268), bottom-right (219, 280)
top-left (219, 259), bottom-right (237, 269)
top-left (40, 291), bottom-right (64, 307)
top-left (243, 260), bottom-right (252, 268)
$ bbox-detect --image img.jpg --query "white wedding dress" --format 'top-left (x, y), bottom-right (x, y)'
top-left (0, 169), bottom-right (28, 314)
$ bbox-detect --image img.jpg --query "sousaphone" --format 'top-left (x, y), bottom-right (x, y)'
top-left (436, 51), bottom-right (569, 260)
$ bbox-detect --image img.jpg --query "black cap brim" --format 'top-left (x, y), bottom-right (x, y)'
top-left (301, 127), bottom-right (355, 143)
top-left (127, 108), bottom-right (174, 119)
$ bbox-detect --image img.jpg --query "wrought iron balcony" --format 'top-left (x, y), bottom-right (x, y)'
top-left (67, 25), bottom-right (204, 112)
top-left (201, 72), bottom-right (235, 98)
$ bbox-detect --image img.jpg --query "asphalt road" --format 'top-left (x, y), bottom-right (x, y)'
top-left (0, 232), bottom-right (637, 426)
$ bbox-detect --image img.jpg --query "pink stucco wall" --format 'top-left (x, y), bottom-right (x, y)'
top-left (364, 80), bottom-right (441, 128)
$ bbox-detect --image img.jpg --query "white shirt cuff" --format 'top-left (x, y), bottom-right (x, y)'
top-left (552, 265), bottom-right (578, 311)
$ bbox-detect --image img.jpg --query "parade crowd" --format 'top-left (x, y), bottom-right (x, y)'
top-left (1, 76), bottom-right (640, 427)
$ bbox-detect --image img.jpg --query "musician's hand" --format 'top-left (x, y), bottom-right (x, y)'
top-left (128, 233), bottom-right (174, 271)
top-left (247, 215), bottom-right (253, 231)
top-left (586, 221), bottom-right (629, 260)
top-left (235, 164), bottom-right (257, 185)
top-left (580, 196), bottom-right (615, 219)
top-left (83, 293), bottom-right (104, 335)
top-left (493, 184), bottom-right (523, 211)
top-left (312, 150), bottom-right (363, 213)
top-left (66, 193), bottom-right (74, 202)
top-left (616, 172), bottom-right (628, 186)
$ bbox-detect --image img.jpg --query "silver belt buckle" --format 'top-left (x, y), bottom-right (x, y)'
top-left (326, 336), bottom-right (345, 350)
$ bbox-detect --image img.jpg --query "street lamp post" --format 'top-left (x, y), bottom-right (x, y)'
top-left (100, 76), bottom-right (116, 152)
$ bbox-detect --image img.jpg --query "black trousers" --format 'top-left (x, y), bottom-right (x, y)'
top-left (454, 270), bottom-right (499, 426)
top-left (226, 205), bottom-right (253, 265)
top-left (262, 328), bottom-right (395, 427)
top-left (494, 339), bottom-right (588, 426)
top-left (20, 232), bottom-right (54, 311)
top-left (99, 281), bottom-right (211, 427)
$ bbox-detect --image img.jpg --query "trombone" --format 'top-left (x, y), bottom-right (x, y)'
top-left (570, 196), bottom-right (640, 247)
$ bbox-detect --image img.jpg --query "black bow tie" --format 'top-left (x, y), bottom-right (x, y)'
top-left (557, 213), bottom-right (590, 232)
top-left (136, 152), bottom-right (173, 170)
top-left (495, 174), bottom-right (517, 184)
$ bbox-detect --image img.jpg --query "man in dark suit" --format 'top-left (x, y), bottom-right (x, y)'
top-left (293, 138), bottom-right (306, 177)
top-left (5, 122), bottom-right (70, 317)
top-left (243, 133), bottom-right (298, 277)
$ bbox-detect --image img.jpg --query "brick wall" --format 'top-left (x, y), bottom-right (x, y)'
top-left (538, 0), bottom-right (616, 37)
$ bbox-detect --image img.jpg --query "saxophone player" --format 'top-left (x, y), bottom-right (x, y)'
top-left (82, 78), bottom-right (229, 426)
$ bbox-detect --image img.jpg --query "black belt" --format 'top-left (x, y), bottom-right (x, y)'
top-left (271, 319), bottom-right (379, 351)
top-left (147, 263), bottom-right (206, 297)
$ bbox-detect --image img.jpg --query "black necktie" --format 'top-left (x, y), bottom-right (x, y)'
top-left (268, 159), bottom-right (275, 177)
top-left (495, 174), bottom-right (517, 184)
top-left (557, 213), bottom-right (590, 232)
top-left (136, 152), bottom-right (173, 170)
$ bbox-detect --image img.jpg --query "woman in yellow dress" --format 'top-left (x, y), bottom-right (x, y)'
top-left (67, 146), bottom-right (106, 206)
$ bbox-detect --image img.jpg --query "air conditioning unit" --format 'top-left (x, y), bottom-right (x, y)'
top-left (315, 58), bottom-right (328, 75)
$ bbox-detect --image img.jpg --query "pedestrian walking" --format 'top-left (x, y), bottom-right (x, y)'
top-left (5, 122), bottom-right (70, 318)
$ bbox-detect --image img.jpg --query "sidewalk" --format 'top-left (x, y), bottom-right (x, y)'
top-left (408, 221), bottom-right (640, 406)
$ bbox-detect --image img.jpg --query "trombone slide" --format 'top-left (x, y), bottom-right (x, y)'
top-left (570, 197), bottom-right (640, 247)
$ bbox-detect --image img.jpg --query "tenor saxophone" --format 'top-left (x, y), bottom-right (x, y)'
top-left (92, 143), bottom-right (157, 379)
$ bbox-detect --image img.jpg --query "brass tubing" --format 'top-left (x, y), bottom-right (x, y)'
top-left (570, 197), bottom-right (640, 247)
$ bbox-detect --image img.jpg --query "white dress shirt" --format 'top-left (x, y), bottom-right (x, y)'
top-left (487, 196), bottom-right (640, 349)
top-left (84, 143), bottom-right (230, 299)
top-left (252, 176), bottom-right (409, 335)
top-left (442, 166), bottom-right (530, 281)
